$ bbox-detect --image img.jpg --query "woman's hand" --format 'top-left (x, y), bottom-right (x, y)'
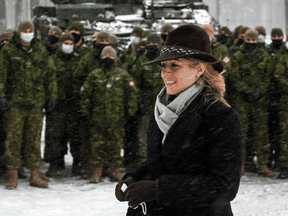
top-left (115, 178), bottom-right (135, 202)
top-left (124, 181), bottom-right (157, 208)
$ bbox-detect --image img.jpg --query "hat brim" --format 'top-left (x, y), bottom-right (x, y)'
top-left (142, 51), bottom-right (223, 73)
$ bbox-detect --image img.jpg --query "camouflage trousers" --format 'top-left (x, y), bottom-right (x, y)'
top-left (44, 105), bottom-right (83, 163)
top-left (89, 125), bottom-right (123, 169)
top-left (277, 109), bottom-right (288, 168)
top-left (3, 107), bottom-right (43, 171)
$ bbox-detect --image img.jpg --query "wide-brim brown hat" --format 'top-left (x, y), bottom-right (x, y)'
top-left (143, 24), bottom-right (223, 73)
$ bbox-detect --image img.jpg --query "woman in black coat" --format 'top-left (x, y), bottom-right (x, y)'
top-left (115, 24), bottom-right (243, 216)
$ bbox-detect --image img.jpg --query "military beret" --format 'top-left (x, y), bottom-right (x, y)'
top-left (239, 26), bottom-right (250, 35)
top-left (220, 26), bottom-right (231, 35)
top-left (161, 24), bottom-right (174, 33)
top-left (255, 26), bottom-right (266, 36)
top-left (59, 33), bottom-right (74, 44)
top-left (201, 24), bottom-right (214, 38)
top-left (69, 21), bottom-right (84, 36)
top-left (132, 27), bottom-right (143, 37)
top-left (244, 29), bottom-right (259, 41)
top-left (49, 26), bottom-right (63, 37)
top-left (96, 31), bottom-right (110, 43)
top-left (18, 20), bottom-right (34, 33)
top-left (101, 46), bottom-right (117, 59)
top-left (147, 34), bottom-right (161, 46)
top-left (271, 28), bottom-right (283, 37)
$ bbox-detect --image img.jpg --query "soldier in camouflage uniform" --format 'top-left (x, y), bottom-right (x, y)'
top-left (265, 28), bottom-right (288, 178)
top-left (0, 30), bottom-right (13, 50)
top-left (229, 26), bottom-right (249, 56)
top-left (0, 21), bottom-right (57, 188)
top-left (160, 23), bottom-right (174, 45)
top-left (90, 31), bottom-right (110, 68)
top-left (255, 26), bottom-right (267, 49)
top-left (80, 46), bottom-right (137, 183)
top-left (126, 34), bottom-right (163, 172)
top-left (227, 29), bottom-right (274, 177)
top-left (215, 26), bottom-right (232, 47)
top-left (45, 26), bottom-right (62, 56)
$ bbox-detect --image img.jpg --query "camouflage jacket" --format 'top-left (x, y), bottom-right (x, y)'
top-left (131, 51), bottom-right (163, 112)
top-left (227, 45), bottom-right (272, 112)
top-left (211, 40), bottom-right (229, 60)
top-left (80, 65), bottom-right (137, 129)
top-left (0, 36), bottom-right (57, 109)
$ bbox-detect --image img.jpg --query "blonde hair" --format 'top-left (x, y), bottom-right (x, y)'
top-left (183, 57), bottom-right (230, 111)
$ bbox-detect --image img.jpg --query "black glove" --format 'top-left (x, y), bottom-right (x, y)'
top-left (124, 180), bottom-right (157, 208)
top-left (0, 97), bottom-right (9, 112)
top-left (46, 99), bottom-right (57, 113)
top-left (115, 178), bottom-right (135, 202)
top-left (82, 115), bottom-right (93, 125)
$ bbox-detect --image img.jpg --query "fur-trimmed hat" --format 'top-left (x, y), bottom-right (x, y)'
top-left (161, 23), bottom-right (174, 33)
top-left (49, 26), bottom-right (62, 37)
top-left (244, 29), bottom-right (259, 41)
top-left (101, 46), bottom-right (117, 59)
top-left (219, 26), bottom-right (231, 35)
top-left (255, 26), bottom-right (266, 36)
top-left (202, 24), bottom-right (214, 38)
top-left (59, 33), bottom-right (74, 44)
top-left (69, 21), bottom-right (84, 36)
top-left (271, 28), bottom-right (283, 37)
top-left (239, 26), bottom-right (250, 35)
top-left (147, 34), bottom-right (161, 46)
top-left (96, 31), bottom-right (110, 43)
top-left (109, 35), bottom-right (118, 44)
top-left (18, 20), bottom-right (34, 33)
top-left (131, 27), bottom-right (143, 37)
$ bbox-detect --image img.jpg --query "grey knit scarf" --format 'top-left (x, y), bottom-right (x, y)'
top-left (154, 84), bottom-right (204, 144)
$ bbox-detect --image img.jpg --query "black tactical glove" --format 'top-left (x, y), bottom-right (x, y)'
top-left (0, 97), bottom-right (9, 112)
top-left (124, 180), bottom-right (157, 208)
top-left (46, 99), bottom-right (57, 113)
top-left (115, 178), bottom-right (136, 202)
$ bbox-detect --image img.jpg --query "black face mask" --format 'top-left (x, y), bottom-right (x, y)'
top-left (146, 45), bottom-right (158, 54)
top-left (71, 33), bottom-right (81, 44)
top-left (161, 34), bottom-right (167, 42)
top-left (216, 34), bottom-right (228, 44)
top-left (93, 41), bottom-right (97, 48)
top-left (272, 39), bottom-right (283, 49)
top-left (48, 35), bottom-right (59, 45)
top-left (244, 42), bottom-right (258, 52)
top-left (136, 49), bottom-right (145, 59)
top-left (237, 38), bottom-right (244, 46)
top-left (102, 57), bottom-right (115, 70)
top-left (97, 43), bottom-right (108, 52)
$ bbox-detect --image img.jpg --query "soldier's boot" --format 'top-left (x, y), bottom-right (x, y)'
top-left (72, 158), bottom-right (81, 176)
top-left (81, 163), bottom-right (94, 180)
top-left (34, 169), bottom-right (49, 182)
top-left (90, 167), bottom-right (102, 183)
top-left (277, 167), bottom-right (288, 179)
top-left (18, 160), bottom-right (26, 179)
top-left (6, 170), bottom-right (18, 189)
top-left (258, 165), bottom-right (276, 177)
top-left (30, 169), bottom-right (48, 188)
top-left (46, 160), bottom-right (58, 177)
top-left (108, 167), bottom-right (122, 182)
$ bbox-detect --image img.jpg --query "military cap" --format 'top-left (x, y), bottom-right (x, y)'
top-left (109, 35), bottom-right (118, 44)
top-left (0, 31), bottom-right (13, 40)
top-left (101, 46), bottom-right (117, 59)
top-left (132, 27), bottom-right (143, 37)
top-left (49, 26), bottom-right (63, 37)
top-left (233, 25), bottom-right (243, 40)
top-left (255, 26), bottom-right (266, 36)
top-left (147, 34), bottom-right (161, 46)
top-left (271, 28), bottom-right (283, 37)
top-left (69, 21), bottom-right (84, 36)
top-left (161, 23), bottom-right (174, 33)
top-left (59, 33), bottom-right (74, 44)
top-left (201, 24), bottom-right (214, 38)
top-left (239, 26), bottom-right (250, 35)
top-left (244, 29), bottom-right (259, 41)
top-left (96, 31), bottom-right (110, 43)
top-left (18, 20), bottom-right (34, 33)
top-left (220, 26), bottom-right (231, 35)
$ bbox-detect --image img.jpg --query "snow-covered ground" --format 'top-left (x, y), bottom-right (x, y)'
top-left (0, 120), bottom-right (287, 216)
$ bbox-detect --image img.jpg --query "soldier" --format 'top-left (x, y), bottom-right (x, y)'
top-left (91, 31), bottom-right (110, 68)
top-left (229, 26), bottom-right (249, 56)
top-left (80, 46), bottom-right (137, 183)
top-left (228, 29), bottom-right (274, 177)
top-left (0, 20), bottom-right (57, 188)
top-left (0, 30), bottom-right (13, 50)
top-left (216, 26), bottom-right (232, 46)
top-left (136, 41), bottom-right (147, 59)
top-left (46, 26), bottom-right (62, 56)
top-left (255, 26), bottom-right (267, 49)
top-left (266, 28), bottom-right (285, 172)
top-left (125, 34), bottom-right (163, 172)
top-left (160, 23), bottom-right (174, 45)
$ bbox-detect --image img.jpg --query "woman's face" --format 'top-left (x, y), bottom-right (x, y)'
top-left (161, 58), bottom-right (205, 95)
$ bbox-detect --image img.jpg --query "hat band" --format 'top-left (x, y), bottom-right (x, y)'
top-left (161, 45), bottom-right (207, 56)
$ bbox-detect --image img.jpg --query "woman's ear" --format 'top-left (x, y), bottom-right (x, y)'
top-left (196, 63), bottom-right (206, 77)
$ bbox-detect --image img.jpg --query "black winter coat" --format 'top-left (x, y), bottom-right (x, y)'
top-left (124, 94), bottom-right (243, 216)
